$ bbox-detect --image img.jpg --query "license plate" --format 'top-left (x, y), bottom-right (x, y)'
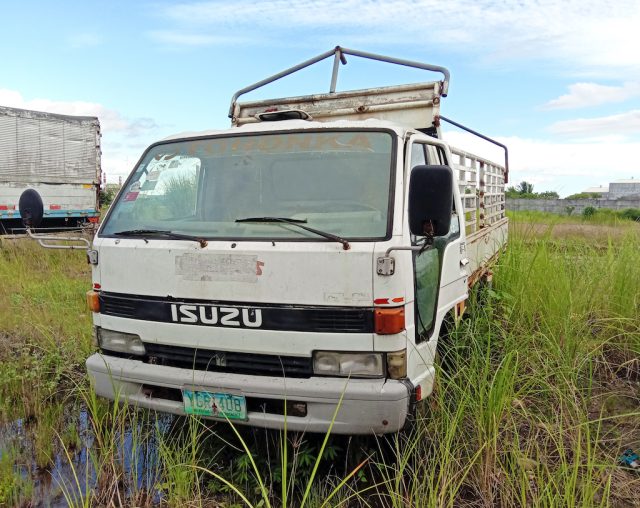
top-left (182, 389), bottom-right (247, 420)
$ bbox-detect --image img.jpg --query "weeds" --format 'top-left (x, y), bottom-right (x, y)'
top-left (0, 240), bottom-right (91, 421)
top-left (508, 208), bottom-right (640, 226)
top-left (0, 445), bottom-right (33, 507)
top-left (0, 219), bottom-right (639, 506)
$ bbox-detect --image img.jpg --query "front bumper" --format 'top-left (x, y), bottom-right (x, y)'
top-left (86, 353), bottom-right (412, 435)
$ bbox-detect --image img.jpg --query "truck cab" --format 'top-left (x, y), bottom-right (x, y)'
top-left (84, 48), bottom-right (508, 434)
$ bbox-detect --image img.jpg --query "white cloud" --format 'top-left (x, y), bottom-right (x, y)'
top-left (549, 110), bottom-right (640, 136)
top-left (544, 82), bottom-right (640, 110)
top-left (147, 30), bottom-right (251, 46)
top-left (443, 130), bottom-right (640, 196)
top-left (0, 89), bottom-right (157, 136)
top-left (156, 0), bottom-right (640, 76)
top-left (100, 153), bottom-right (137, 183)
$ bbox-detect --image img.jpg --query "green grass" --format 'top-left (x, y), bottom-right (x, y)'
top-left (0, 444), bottom-right (33, 507)
top-left (508, 208), bottom-right (640, 226)
top-left (0, 239), bottom-right (91, 420)
top-left (0, 220), bottom-right (639, 506)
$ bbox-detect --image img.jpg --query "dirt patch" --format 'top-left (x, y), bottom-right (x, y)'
top-left (0, 332), bottom-right (13, 357)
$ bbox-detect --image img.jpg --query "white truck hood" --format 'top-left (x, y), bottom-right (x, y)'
top-left (93, 238), bottom-right (374, 306)
top-left (92, 238), bottom-right (384, 355)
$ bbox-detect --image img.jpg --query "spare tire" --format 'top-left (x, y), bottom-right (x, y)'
top-left (18, 189), bottom-right (44, 228)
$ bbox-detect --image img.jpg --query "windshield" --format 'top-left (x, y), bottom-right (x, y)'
top-left (100, 130), bottom-right (395, 240)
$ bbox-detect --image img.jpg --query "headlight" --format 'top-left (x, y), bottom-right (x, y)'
top-left (313, 351), bottom-right (384, 378)
top-left (97, 328), bottom-right (146, 356)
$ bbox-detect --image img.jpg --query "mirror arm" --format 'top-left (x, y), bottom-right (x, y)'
top-left (377, 246), bottom-right (426, 276)
top-left (384, 245), bottom-right (424, 257)
top-left (26, 227), bottom-right (90, 250)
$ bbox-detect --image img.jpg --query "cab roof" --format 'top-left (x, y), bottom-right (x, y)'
top-left (161, 118), bottom-right (414, 143)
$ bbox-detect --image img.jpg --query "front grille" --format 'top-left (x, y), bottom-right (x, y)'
top-left (310, 309), bottom-right (371, 332)
top-left (99, 292), bottom-right (374, 333)
top-left (101, 295), bottom-right (137, 318)
top-left (145, 343), bottom-right (313, 378)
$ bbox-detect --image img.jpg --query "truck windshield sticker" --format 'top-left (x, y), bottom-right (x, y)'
top-left (99, 130), bottom-right (394, 241)
top-left (182, 132), bottom-right (379, 157)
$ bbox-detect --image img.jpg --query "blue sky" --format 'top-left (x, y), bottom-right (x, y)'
top-left (1, 0), bottom-right (639, 196)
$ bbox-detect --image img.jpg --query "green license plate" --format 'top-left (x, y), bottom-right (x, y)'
top-left (182, 389), bottom-right (247, 420)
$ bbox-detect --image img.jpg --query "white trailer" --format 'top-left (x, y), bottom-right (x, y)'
top-left (83, 47), bottom-right (508, 435)
top-left (0, 106), bottom-right (101, 230)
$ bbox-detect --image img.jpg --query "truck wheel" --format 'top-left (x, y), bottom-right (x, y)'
top-left (472, 272), bottom-right (494, 307)
top-left (435, 313), bottom-right (458, 374)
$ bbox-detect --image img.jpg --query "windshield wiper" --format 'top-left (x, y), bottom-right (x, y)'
top-left (235, 217), bottom-right (350, 250)
top-left (236, 216), bottom-right (308, 224)
top-left (113, 229), bottom-right (208, 248)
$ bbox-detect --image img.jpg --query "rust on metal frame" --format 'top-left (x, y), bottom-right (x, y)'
top-left (467, 251), bottom-right (501, 288)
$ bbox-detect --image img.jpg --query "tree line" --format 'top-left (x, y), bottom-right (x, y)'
top-left (505, 181), bottom-right (609, 200)
top-left (505, 181), bottom-right (559, 200)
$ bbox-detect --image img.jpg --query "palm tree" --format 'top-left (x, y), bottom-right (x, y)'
top-left (516, 181), bottom-right (534, 194)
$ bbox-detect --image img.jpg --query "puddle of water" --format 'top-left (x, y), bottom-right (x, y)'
top-left (0, 405), bottom-right (171, 507)
top-left (0, 398), bottom-right (384, 507)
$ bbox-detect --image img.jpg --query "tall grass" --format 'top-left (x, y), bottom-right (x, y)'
top-left (0, 239), bottom-right (91, 420)
top-left (0, 220), bottom-right (638, 506)
top-left (380, 219), bottom-right (640, 506)
top-left (508, 208), bottom-right (640, 227)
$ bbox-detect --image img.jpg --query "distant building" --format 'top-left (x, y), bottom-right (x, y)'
top-left (608, 179), bottom-right (640, 199)
top-left (580, 179), bottom-right (640, 199)
top-left (581, 185), bottom-right (609, 198)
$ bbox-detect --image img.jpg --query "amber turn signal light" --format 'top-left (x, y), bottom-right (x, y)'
top-left (86, 290), bottom-right (100, 313)
top-left (374, 307), bottom-right (405, 335)
top-left (387, 349), bottom-right (407, 379)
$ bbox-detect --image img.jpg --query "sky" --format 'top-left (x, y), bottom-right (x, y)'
top-left (1, 0), bottom-right (639, 197)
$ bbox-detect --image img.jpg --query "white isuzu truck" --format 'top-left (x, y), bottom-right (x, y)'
top-left (53, 48), bottom-right (507, 435)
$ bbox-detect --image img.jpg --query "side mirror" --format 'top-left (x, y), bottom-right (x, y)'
top-left (18, 189), bottom-right (44, 228)
top-left (408, 165), bottom-right (453, 237)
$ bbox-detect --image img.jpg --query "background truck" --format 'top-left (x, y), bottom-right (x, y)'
top-left (78, 47), bottom-right (508, 435)
top-left (0, 105), bottom-right (101, 232)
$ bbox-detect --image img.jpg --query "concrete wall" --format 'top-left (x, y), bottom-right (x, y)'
top-left (507, 197), bottom-right (640, 214)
